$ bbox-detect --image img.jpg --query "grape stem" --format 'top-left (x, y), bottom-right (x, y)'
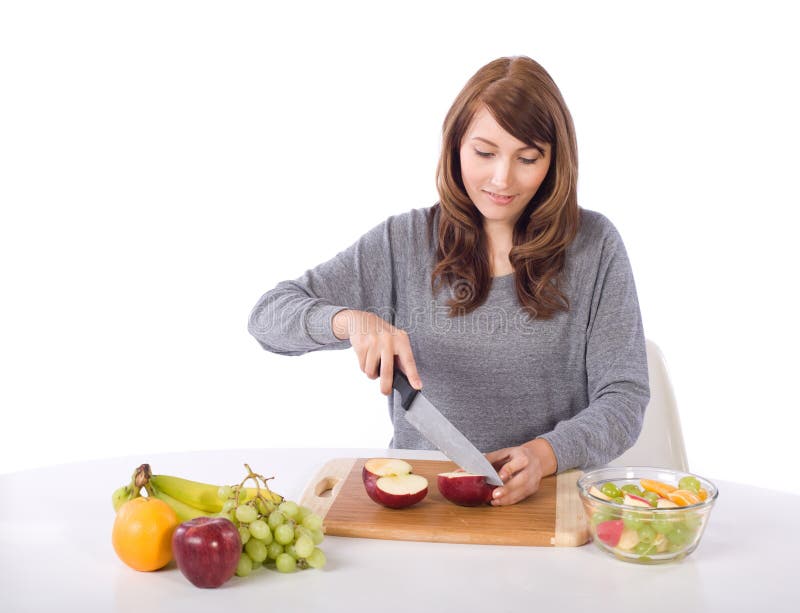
top-left (232, 463), bottom-right (283, 515)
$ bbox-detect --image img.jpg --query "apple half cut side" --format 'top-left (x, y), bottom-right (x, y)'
top-left (374, 474), bottom-right (429, 509)
top-left (362, 458), bottom-right (415, 504)
top-left (437, 470), bottom-right (498, 506)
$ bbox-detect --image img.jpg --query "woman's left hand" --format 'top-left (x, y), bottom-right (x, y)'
top-left (485, 438), bottom-right (558, 506)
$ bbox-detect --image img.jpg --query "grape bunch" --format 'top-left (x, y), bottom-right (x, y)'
top-left (217, 465), bottom-right (327, 576)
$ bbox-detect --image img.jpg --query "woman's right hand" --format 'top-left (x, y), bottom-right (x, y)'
top-left (332, 309), bottom-right (423, 395)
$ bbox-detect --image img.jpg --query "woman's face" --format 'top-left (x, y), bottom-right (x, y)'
top-left (459, 106), bottom-right (551, 230)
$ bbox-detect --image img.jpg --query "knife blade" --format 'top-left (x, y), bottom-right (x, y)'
top-left (391, 369), bottom-right (503, 486)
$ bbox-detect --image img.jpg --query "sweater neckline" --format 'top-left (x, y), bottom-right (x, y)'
top-left (491, 272), bottom-right (514, 281)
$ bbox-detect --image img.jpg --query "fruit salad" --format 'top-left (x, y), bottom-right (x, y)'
top-left (578, 468), bottom-right (718, 564)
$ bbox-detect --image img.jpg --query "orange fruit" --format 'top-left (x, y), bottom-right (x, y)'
top-left (667, 489), bottom-right (701, 506)
top-left (640, 479), bottom-right (677, 498)
top-left (112, 497), bottom-right (178, 571)
top-left (698, 487), bottom-right (709, 501)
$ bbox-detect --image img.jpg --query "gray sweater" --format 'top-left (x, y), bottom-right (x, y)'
top-left (248, 205), bottom-right (649, 471)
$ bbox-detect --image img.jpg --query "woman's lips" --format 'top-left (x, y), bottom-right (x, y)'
top-left (485, 190), bottom-right (515, 205)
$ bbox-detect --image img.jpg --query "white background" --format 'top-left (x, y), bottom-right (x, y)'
top-left (1, 1), bottom-right (798, 494)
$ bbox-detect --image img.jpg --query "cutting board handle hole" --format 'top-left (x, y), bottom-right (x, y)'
top-left (314, 476), bottom-right (339, 498)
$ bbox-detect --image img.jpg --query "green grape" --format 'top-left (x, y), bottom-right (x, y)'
top-left (222, 500), bottom-right (236, 514)
top-left (295, 534), bottom-right (314, 558)
top-left (267, 509), bottom-right (285, 530)
top-left (218, 485), bottom-right (233, 500)
top-left (306, 548), bottom-right (326, 569)
top-left (612, 496), bottom-right (624, 505)
top-left (643, 491), bottom-right (659, 507)
top-left (279, 500), bottom-right (300, 520)
top-left (267, 542), bottom-right (284, 560)
top-left (667, 522), bottom-right (690, 546)
top-left (637, 525), bottom-right (657, 544)
top-left (668, 539), bottom-right (687, 553)
top-left (249, 519), bottom-right (270, 541)
top-left (294, 525), bottom-right (312, 541)
top-left (310, 528), bottom-right (325, 545)
top-left (296, 505), bottom-right (312, 522)
top-left (622, 512), bottom-right (643, 530)
top-left (238, 526), bottom-right (251, 545)
top-left (285, 544), bottom-right (299, 559)
top-left (652, 519), bottom-right (674, 535)
top-left (620, 484), bottom-right (643, 497)
top-left (678, 476), bottom-right (701, 494)
top-left (250, 558), bottom-right (263, 571)
top-left (302, 513), bottom-right (324, 531)
top-left (591, 511), bottom-right (615, 526)
top-left (633, 541), bottom-right (656, 556)
top-left (245, 538), bottom-right (268, 563)
top-left (236, 553), bottom-right (253, 577)
top-left (684, 512), bottom-right (703, 531)
top-left (256, 498), bottom-right (275, 516)
top-left (274, 523), bottom-right (294, 545)
top-left (275, 553), bottom-right (297, 573)
top-left (236, 504), bottom-right (258, 524)
top-left (600, 482), bottom-right (621, 499)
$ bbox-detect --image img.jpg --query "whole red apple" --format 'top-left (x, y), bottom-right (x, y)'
top-left (172, 517), bottom-right (241, 588)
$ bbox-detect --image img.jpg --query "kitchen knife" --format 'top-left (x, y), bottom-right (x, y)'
top-left (391, 369), bottom-right (503, 486)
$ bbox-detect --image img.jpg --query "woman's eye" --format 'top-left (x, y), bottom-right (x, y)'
top-left (520, 156), bottom-right (538, 165)
top-left (474, 148), bottom-right (493, 158)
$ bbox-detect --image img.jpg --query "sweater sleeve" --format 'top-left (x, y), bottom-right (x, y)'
top-left (247, 217), bottom-right (398, 356)
top-left (539, 222), bottom-right (650, 471)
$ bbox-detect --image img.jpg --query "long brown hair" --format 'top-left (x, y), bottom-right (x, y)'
top-left (432, 56), bottom-right (580, 319)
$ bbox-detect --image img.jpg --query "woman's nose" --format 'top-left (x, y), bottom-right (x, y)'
top-left (490, 159), bottom-right (511, 189)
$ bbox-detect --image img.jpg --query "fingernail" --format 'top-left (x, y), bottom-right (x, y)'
top-left (493, 489), bottom-right (501, 499)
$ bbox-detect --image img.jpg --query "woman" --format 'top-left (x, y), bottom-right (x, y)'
top-left (248, 56), bottom-right (649, 506)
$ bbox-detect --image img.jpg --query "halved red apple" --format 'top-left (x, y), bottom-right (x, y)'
top-left (362, 458), bottom-right (427, 508)
top-left (374, 474), bottom-right (428, 509)
top-left (437, 470), bottom-right (498, 506)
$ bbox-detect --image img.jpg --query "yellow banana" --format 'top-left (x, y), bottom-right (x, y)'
top-left (242, 486), bottom-right (283, 506)
top-left (150, 473), bottom-right (283, 513)
top-left (149, 484), bottom-right (217, 523)
top-left (149, 474), bottom-right (226, 512)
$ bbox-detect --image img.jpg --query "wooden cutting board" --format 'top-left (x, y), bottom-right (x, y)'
top-left (299, 458), bottom-right (589, 547)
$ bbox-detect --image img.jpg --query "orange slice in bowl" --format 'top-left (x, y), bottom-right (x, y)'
top-left (698, 487), bottom-right (709, 501)
top-left (640, 479), bottom-right (677, 498)
top-left (667, 489), bottom-right (702, 506)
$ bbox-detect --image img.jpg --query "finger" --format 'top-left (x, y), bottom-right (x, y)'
top-left (379, 348), bottom-right (395, 395)
top-left (485, 449), bottom-right (512, 470)
top-left (394, 340), bottom-right (422, 389)
top-left (355, 342), bottom-right (368, 374)
top-left (496, 450), bottom-right (529, 482)
top-left (364, 346), bottom-right (381, 379)
top-left (491, 471), bottom-right (539, 506)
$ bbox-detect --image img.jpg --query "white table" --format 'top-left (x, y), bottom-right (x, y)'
top-left (1, 448), bottom-right (797, 613)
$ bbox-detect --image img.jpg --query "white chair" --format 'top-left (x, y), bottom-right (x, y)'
top-left (610, 339), bottom-right (689, 471)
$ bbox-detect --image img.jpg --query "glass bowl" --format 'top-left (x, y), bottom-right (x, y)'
top-left (577, 466), bottom-right (718, 564)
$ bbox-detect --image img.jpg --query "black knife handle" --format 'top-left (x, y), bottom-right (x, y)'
top-left (390, 366), bottom-right (419, 411)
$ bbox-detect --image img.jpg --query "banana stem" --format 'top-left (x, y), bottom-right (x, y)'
top-left (134, 464), bottom-right (156, 497)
